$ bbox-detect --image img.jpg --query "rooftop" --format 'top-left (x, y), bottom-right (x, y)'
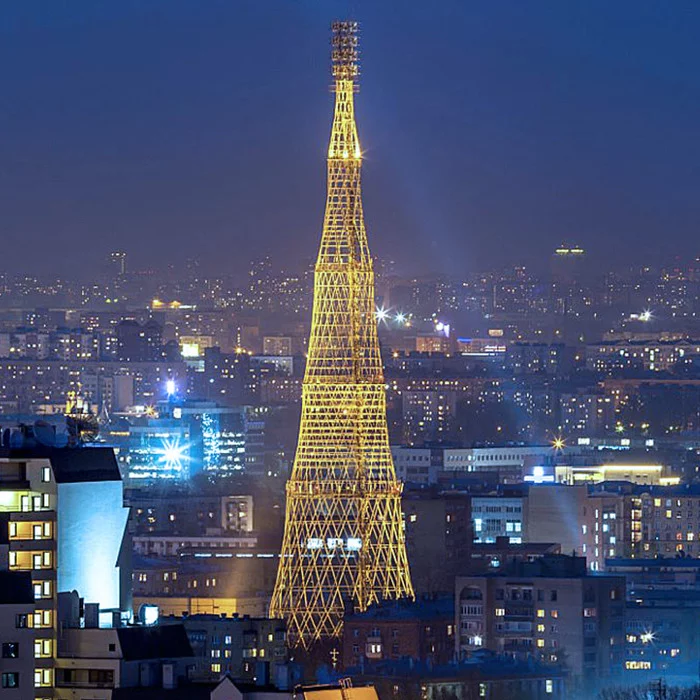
top-left (344, 595), bottom-right (453, 622)
top-left (347, 652), bottom-right (567, 681)
top-left (116, 624), bottom-right (193, 661)
top-left (0, 445), bottom-right (121, 483)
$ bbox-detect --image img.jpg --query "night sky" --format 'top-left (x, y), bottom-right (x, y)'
top-left (1, 1), bottom-right (699, 278)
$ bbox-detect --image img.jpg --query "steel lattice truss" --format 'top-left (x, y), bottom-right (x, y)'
top-left (269, 21), bottom-right (414, 648)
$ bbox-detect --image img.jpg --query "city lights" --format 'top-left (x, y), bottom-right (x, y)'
top-left (551, 435), bottom-right (566, 451)
top-left (154, 437), bottom-right (190, 471)
top-left (375, 306), bottom-right (390, 323)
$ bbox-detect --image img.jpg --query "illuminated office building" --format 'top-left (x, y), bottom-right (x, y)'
top-left (121, 418), bottom-right (192, 482)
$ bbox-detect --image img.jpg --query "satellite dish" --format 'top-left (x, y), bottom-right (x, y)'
top-left (34, 421), bottom-right (57, 448)
top-left (138, 604), bottom-right (159, 626)
top-left (8, 430), bottom-right (24, 449)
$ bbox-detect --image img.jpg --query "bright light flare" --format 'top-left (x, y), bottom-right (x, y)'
top-left (375, 307), bottom-right (390, 324)
top-left (551, 436), bottom-right (566, 451)
top-left (154, 437), bottom-right (190, 470)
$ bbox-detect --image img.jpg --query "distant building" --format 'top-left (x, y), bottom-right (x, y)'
top-left (467, 538), bottom-right (561, 575)
top-left (401, 391), bottom-right (456, 445)
top-left (127, 492), bottom-right (254, 536)
top-left (456, 555), bottom-right (625, 683)
top-left (342, 596), bottom-right (454, 669)
top-left (116, 319), bottom-right (163, 362)
top-left (403, 493), bottom-right (472, 593)
top-left (262, 337), bottom-right (293, 356)
top-left (108, 251), bottom-right (127, 277)
top-left (471, 495), bottom-right (525, 544)
top-left (132, 552), bottom-right (278, 618)
top-left (160, 613), bottom-right (287, 683)
top-left (348, 654), bottom-right (566, 699)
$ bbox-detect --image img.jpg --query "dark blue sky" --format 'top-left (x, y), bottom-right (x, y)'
top-left (1, 1), bottom-right (698, 278)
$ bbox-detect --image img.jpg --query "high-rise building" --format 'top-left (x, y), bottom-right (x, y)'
top-left (456, 556), bottom-right (625, 683)
top-left (270, 22), bottom-right (413, 647)
top-left (0, 444), bottom-right (130, 699)
top-left (107, 251), bottom-right (127, 277)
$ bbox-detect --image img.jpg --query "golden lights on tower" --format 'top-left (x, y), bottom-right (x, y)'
top-left (269, 21), bottom-right (414, 648)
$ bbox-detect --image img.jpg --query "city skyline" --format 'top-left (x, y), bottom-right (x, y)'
top-left (2, 1), bottom-right (699, 279)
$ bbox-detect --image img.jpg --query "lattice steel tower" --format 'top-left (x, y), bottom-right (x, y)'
top-left (269, 21), bottom-right (414, 647)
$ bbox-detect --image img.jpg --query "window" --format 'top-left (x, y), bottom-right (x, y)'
top-left (224, 635), bottom-right (232, 645)
top-left (537, 639), bottom-right (545, 648)
top-left (211, 664), bottom-right (221, 673)
top-left (34, 640), bottom-right (51, 658)
top-left (2, 672), bottom-right (19, 688)
top-left (41, 466), bottom-right (51, 482)
top-left (88, 670), bottom-right (113, 685)
top-left (2, 643), bottom-right (18, 658)
top-left (546, 679), bottom-right (554, 694)
top-left (537, 609), bottom-right (545, 618)
top-left (34, 668), bottom-right (52, 687)
top-left (15, 614), bottom-right (28, 629)
top-left (550, 590), bottom-right (558, 602)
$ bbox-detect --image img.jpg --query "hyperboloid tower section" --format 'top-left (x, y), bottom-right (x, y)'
top-left (269, 21), bottom-right (414, 648)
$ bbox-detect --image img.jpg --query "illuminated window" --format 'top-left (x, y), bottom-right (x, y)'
top-left (34, 639), bottom-right (51, 658)
top-left (626, 661), bottom-right (651, 670)
top-left (495, 608), bottom-right (505, 617)
top-left (41, 466), bottom-right (51, 483)
top-left (211, 664), bottom-right (221, 673)
top-left (551, 610), bottom-right (559, 618)
top-left (537, 639), bottom-right (545, 648)
top-left (537, 609), bottom-right (545, 618)
top-left (34, 669), bottom-right (52, 687)
top-left (537, 624), bottom-right (545, 633)
top-left (546, 680), bottom-right (553, 694)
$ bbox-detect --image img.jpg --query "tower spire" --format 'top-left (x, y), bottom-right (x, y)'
top-left (269, 21), bottom-right (414, 648)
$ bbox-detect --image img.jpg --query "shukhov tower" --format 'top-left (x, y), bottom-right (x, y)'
top-left (269, 21), bottom-right (414, 647)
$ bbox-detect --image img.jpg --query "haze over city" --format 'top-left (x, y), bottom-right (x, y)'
top-left (2, 1), bottom-right (700, 278)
